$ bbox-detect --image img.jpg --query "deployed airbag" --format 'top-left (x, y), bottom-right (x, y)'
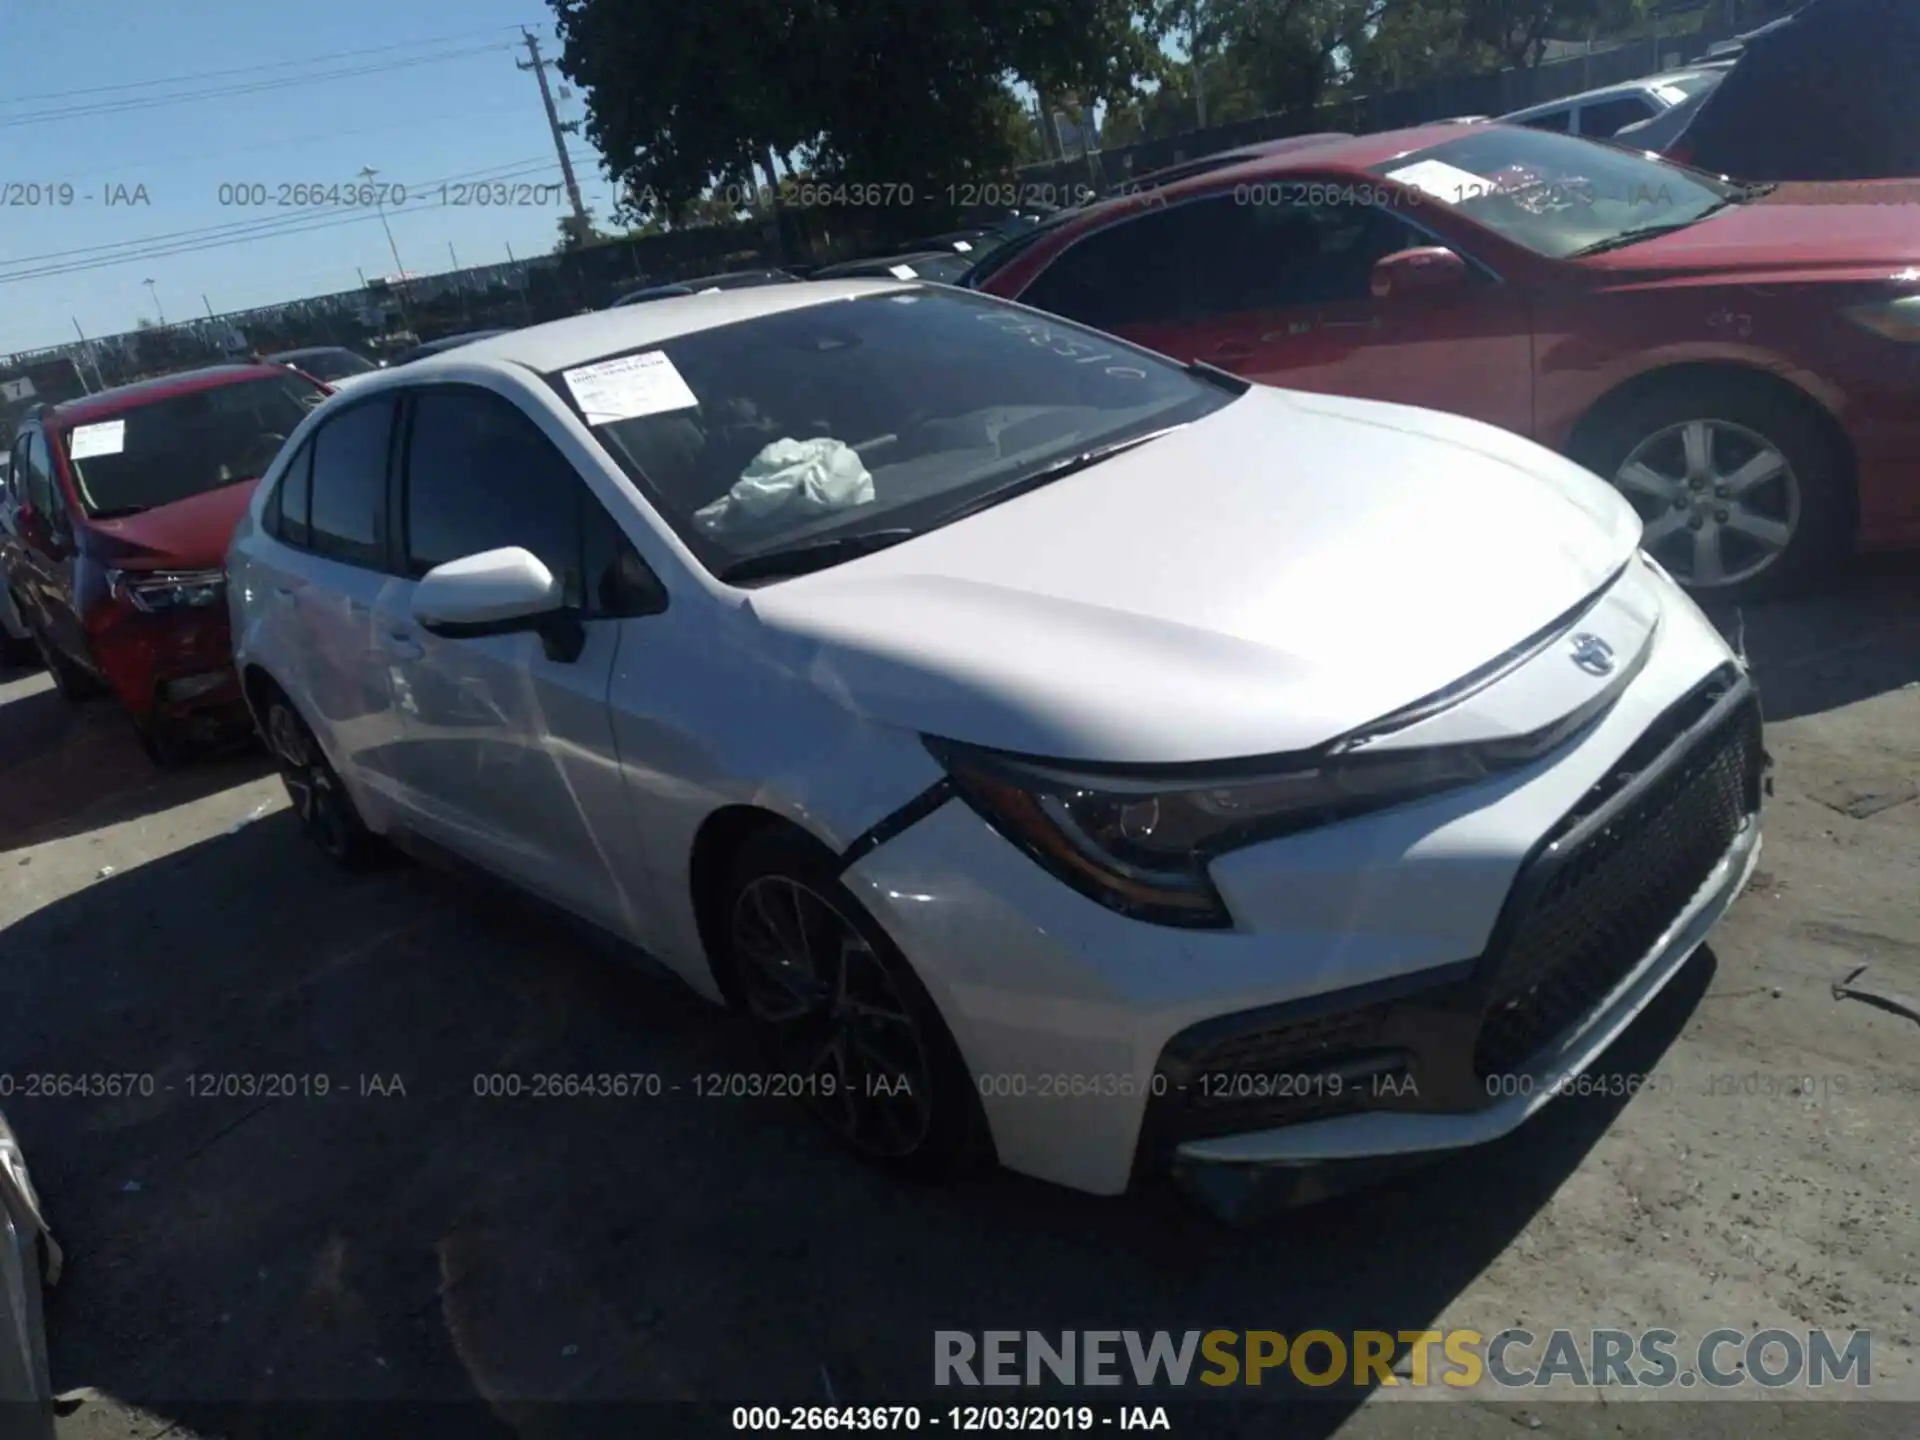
top-left (694, 436), bottom-right (876, 534)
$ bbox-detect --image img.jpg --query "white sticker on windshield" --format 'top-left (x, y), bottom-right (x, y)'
top-left (67, 419), bottom-right (126, 459)
top-left (1653, 84), bottom-right (1687, 106)
top-left (887, 264), bottom-right (918, 279)
top-left (1383, 159), bottom-right (1489, 205)
top-left (562, 351), bottom-right (699, 425)
top-left (953, 241), bottom-right (972, 252)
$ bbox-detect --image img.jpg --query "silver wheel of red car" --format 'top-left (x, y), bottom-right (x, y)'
top-left (1614, 419), bottom-right (1800, 591)
top-left (1574, 373), bottom-right (1851, 603)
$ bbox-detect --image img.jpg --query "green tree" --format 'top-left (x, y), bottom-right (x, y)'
top-left (1459, 0), bottom-right (1646, 70)
top-left (550, 0), bottom-right (1157, 231)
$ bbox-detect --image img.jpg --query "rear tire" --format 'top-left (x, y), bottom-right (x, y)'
top-left (262, 691), bottom-right (383, 869)
top-left (717, 826), bottom-right (991, 1181)
top-left (1571, 375), bottom-right (1853, 603)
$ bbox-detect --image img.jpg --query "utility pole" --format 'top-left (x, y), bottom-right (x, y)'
top-left (518, 30), bottom-right (591, 245)
top-left (72, 318), bottom-right (106, 391)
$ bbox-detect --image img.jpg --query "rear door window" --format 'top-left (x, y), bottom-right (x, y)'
top-left (268, 441), bottom-right (315, 548)
top-left (306, 397), bottom-right (397, 569)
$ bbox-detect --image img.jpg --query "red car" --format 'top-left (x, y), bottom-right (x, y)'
top-left (0, 363), bottom-right (327, 762)
top-left (969, 122), bottom-right (1920, 600)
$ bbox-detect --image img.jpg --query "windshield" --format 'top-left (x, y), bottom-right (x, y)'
top-left (59, 374), bottom-right (324, 517)
top-left (280, 349), bottom-right (375, 381)
top-left (1370, 127), bottom-right (1740, 258)
top-left (546, 288), bottom-right (1235, 577)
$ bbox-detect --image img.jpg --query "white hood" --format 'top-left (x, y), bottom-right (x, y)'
top-left (746, 387), bottom-right (1644, 764)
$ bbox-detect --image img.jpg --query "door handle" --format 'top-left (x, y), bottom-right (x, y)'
top-left (1319, 317), bottom-right (1382, 331)
top-left (1211, 341), bottom-right (1256, 360)
top-left (272, 585), bottom-right (296, 598)
top-left (386, 630), bottom-right (424, 660)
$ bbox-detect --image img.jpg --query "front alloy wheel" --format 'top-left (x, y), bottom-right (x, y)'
top-left (731, 875), bottom-right (936, 1159)
top-left (719, 828), bottom-right (989, 1179)
top-left (1613, 418), bottom-right (1800, 590)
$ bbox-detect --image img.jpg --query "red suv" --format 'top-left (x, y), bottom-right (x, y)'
top-left (971, 123), bottom-right (1920, 601)
top-left (0, 364), bottom-right (327, 763)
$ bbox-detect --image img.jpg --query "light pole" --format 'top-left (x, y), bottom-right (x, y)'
top-left (143, 278), bottom-right (165, 326)
top-left (358, 166), bottom-right (408, 280)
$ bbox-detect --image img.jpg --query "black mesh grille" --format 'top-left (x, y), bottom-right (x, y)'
top-left (1473, 693), bottom-right (1762, 1080)
top-left (1163, 1003), bottom-right (1407, 1136)
top-left (1187, 1003), bottom-right (1399, 1086)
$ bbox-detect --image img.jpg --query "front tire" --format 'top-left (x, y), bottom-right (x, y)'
top-left (1572, 375), bottom-right (1852, 602)
top-left (719, 827), bottom-right (990, 1180)
top-left (30, 624), bottom-right (105, 702)
top-left (263, 693), bottom-right (382, 869)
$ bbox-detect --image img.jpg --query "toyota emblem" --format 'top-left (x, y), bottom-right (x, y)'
top-left (1568, 633), bottom-right (1616, 677)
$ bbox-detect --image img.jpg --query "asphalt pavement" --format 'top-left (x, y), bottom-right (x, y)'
top-left (0, 563), bottom-right (1914, 1440)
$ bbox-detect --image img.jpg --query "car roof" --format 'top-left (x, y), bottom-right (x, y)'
top-left (408, 280), bottom-right (917, 375)
top-left (46, 363), bottom-right (294, 426)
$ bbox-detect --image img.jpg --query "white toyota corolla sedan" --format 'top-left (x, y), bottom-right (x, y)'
top-left (228, 281), bottom-right (1767, 1217)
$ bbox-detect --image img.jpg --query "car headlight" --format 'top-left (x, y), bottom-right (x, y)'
top-left (927, 737), bottom-right (1500, 929)
top-left (107, 567), bottom-right (225, 613)
top-left (1843, 296), bottom-right (1920, 342)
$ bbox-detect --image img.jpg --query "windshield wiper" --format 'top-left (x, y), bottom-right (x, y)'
top-left (88, 505), bottom-right (148, 519)
top-left (717, 527), bottom-right (918, 583)
top-left (921, 425), bottom-right (1186, 531)
top-left (1568, 199), bottom-right (1738, 258)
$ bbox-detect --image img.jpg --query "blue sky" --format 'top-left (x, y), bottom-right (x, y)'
top-left (0, 0), bottom-right (619, 355)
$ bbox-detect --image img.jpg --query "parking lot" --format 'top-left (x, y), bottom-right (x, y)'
top-left (0, 565), bottom-right (1915, 1439)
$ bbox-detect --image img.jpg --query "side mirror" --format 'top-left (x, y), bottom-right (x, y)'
top-left (1370, 247), bottom-right (1471, 301)
top-left (411, 546), bottom-right (585, 663)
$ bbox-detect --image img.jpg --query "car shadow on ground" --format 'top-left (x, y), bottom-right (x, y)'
top-left (0, 674), bottom-right (271, 854)
top-left (2, 814), bottom-right (1713, 1439)
top-left (1697, 555), bottom-right (1920, 722)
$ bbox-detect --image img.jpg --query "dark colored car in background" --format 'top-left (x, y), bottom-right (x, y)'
top-left (972, 122), bottom-right (1920, 600)
top-left (1659, 0), bottom-right (1919, 181)
top-left (0, 364), bottom-right (328, 763)
top-left (267, 345), bottom-right (380, 385)
top-left (385, 330), bottom-right (513, 366)
top-left (809, 250), bottom-right (975, 283)
top-left (610, 269), bottom-right (796, 307)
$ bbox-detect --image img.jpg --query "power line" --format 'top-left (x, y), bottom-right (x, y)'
top-left (83, 103), bottom-right (541, 177)
top-left (0, 159), bottom-right (575, 283)
top-left (0, 44), bottom-right (518, 128)
top-left (0, 25), bottom-right (548, 105)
